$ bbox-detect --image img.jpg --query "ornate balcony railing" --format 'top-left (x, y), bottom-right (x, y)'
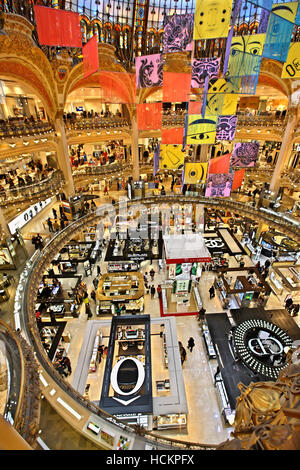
top-left (0, 120), bottom-right (55, 140)
top-left (236, 113), bottom-right (288, 129)
top-left (0, 320), bottom-right (40, 447)
top-left (0, 169), bottom-right (64, 206)
top-left (65, 116), bottom-right (130, 132)
top-left (14, 194), bottom-right (299, 449)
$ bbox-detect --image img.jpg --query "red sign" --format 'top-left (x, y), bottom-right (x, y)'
top-left (34, 6), bottom-right (82, 48)
top-left (83, 35), bottom-right (99, 78)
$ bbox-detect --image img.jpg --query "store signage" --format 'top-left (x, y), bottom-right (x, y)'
top-left (8, 198), bottom-right (52, 234)
top-left (233, 319), bottom-right (293, 379)
top-left (110, 357), bottom-right (145, 406)
top-left (248, 336), bottom-right (284, 357)
top-left (204, 239), bottom-right (225, 249)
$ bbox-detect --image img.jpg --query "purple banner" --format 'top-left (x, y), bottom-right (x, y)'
top-left (231, 142), bottom-right (260, 167)
top-left (154, 144), bottom-right (160, 176)
top-left (191, 57), bottom-right (220, 88)
top-left (216, 115), bottom-right (238, 141)
top-left (136, 54), bottom-right (163, 89)
top-left (163, 14), bottom-right (194, 53)
top-left (205, 173), bottom-right (234, 198)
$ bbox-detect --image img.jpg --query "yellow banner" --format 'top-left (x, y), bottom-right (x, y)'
top-left (186, 114), bottom-right (217, 144)
top-left (184, 162), bottom-right (208, 184)
top-left (282, 42), bottom-right (300, 78)
top-left (159, 144), bottom-right (185, 170)
top-left (193, 0), bottom-right (232, 40)
top-left (272, 2), bottom-right (298, 23)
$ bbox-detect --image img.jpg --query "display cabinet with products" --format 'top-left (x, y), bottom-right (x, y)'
top-left (162, 333), bottom-right (168, 369)
top-left (202, 321), bottom-right (217, 359)
top-left (155, 413), bottom-right (187, 430)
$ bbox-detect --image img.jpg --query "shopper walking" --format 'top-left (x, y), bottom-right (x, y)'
top-left (149, 268), bottom-right (155, 281)
top-left (52, 207), bottom-right (57, 219)
top-left (209, 285), bottom-right (215, 299)
top-left (150, 285), bottom-right (156, 299)
top-left (157, 285), bottom-right (162, 299)
top-left (85, 303), bottom-right (92, 319)
top-left (47, 217), bottom-right (53, 232)
top-left (292, 304), bottom-right (299, 317)
top-left (97, 265), bottom-right (101, 276)
top-left (187, 337), bottom-right (195, 352)
top-left (181, 347), bottom-right (187, 365)
top-left (93, 278), bottom-right (99, 290)
top-left (91, 289), bottom-right (96, 301)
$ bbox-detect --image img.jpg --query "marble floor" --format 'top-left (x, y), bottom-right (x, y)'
top-left (2, 188), bottom-right (300, 449)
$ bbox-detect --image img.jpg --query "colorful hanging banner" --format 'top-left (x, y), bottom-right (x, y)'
top-left (193, 0), bottom-right (233, 40)
top-left (257, 8), bottom-right (271, 33)
top-left (231, 168), bottom-right (245, 190)
top-left (137, 102), bottom-right (162, 130)
top-left (159, 144), bottom-right (185, 170)
top-left (163, 14), bottom-right (194, 53)
top-left (34, 6), bottom-right (82, 47)
top-left (188, 101), bottom-right (203, 114)
top-left (135, 54), bottom-right (163, 89)
top-left (262, 13), bottom-right (294, 62)
top-left (191, 57), bottom-right (220, 88)
top-left (226, 48), bottom-right (263, 81)
top-left (208, 152), bottom-right (231, 174)
top-left (281, 42), bottom-right (300, 78)
top-left (201, 75), bottom-right (210, 117)
top-left (184, 162), bottom-right (208, 184)
top-left (216, 115), bottom-right (237, 141)
top-left (163, 72), bottom-right (192, 103)
top-left (83, 35), bottom-right (99, 79)
top-left (99, 71), bottom-right (135, 104)
top-left (205, 173), bottom-right (234, 197)
top-left (231, 142), bottom-right (260, 167)
top-left (247, 0), bottom-right (272, 10)
top-left (206, 80), bottom-right (239, 115)
top-left (271, 2), bottom-right (298, 23)
top-left (161, 127), bottom-right (185, 145)
top-left (186, 114), bottom-right (217, 145)
top-left (230, 34), bottom-right (266, 58)
top-left (223, 0), bottom-right (243, 76)
top-left (295, 2), bottom-right (300, 25)
top-left (154, 144), bottom-right (160, 176)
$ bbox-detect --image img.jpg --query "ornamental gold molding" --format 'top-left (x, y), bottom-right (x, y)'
top-left (0, 13), bottom-right (59, 118)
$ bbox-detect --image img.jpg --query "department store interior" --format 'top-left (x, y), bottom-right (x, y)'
top-left (0, 0), bottom-right (300, 453)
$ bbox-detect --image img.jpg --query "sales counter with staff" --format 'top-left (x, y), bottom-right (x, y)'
top-left (269, 263), bottom-right (300, 303)
top-left (214, 267), bottom-right (271, 309)
top-left (96, 272), bottom-right (144, 315)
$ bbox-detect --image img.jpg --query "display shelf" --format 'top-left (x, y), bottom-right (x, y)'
top-left (162, 333), bottom-right (168, 369)
top-left (202, 322), bottom-right (217, 359)
top-left (156, 413), bottom-right (187, 430)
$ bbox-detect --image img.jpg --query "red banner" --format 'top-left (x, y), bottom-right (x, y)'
top-left (232, 168), bottom-right (245, 190)
top-left (208, 153), bottom-right (231, 174)
top-left (83, 35), bottom-right (99, 78)
top-left (161, 127), bottom-right (184, 144)
top-left (188, 101), bottom-right (202, 114)
top-left (163, 73), bottom-right (191, 103)
top-left (137, 103), bottom-right (162, 130)
top-left (99, 72), bottom-right (135, 104)
top-left (34, 6), bottom-right (82, 47)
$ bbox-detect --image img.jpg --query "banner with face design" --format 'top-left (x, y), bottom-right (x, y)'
top-left (163, 14), bottom-right (194, 53)
top-left (191, 57), bottom-right (220, 88)
top-left (135, 54), bottom-right (163, 89)
top-left (205, 173), bottom-right (234, 197)
top-left (184, 162), bottom-right (208, 184)
top-left (193, 0), bottom-right (233, 40)
top-left (159, 144), bottom-right (185, 170)
top-left (231, 142), bottom-right (260, 167)
top-left (216, 115), bottom-right (237, 141)
top-left (282, 42), bottom-right (300, 78)
top-left (262, 13), bottom-right (294, 62)
top-left (186, 114), bottom-right (217, 145)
